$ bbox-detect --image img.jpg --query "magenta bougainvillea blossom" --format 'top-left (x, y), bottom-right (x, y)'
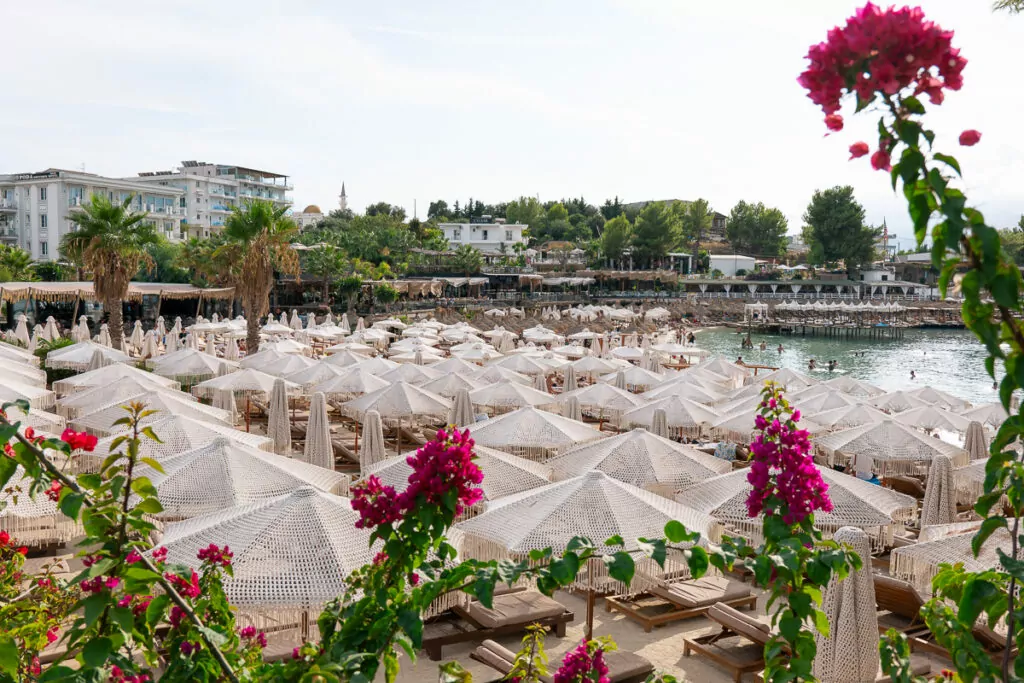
top-left (553, 639), bottom-right (611, 683)
top-left (746, 385), bottom-right (832, 525)
top-left (351, 426), bottom-right (484, 530)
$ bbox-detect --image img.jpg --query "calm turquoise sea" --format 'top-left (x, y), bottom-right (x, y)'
top-left (694, 327), bottom-right (998, 406)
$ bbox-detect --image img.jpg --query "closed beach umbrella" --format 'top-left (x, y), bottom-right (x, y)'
top-left (96, 324), bottom-right (111, 347)
top-left (155, 316), bottom-right (167, 340)
top-left (812, 526), bottom-right (880, 683)
top-left (359, 410), bottom-right (387, 473)
top-left (563, 365), bottom-right (578, 393)
top-left (963, 421), bottom-right (988, 460)
top-left (129, 321), bottom-right (144, 349)
top-left (73, 316), bottom-right (90, 343)
top-left (44, 317), bottom-right (59, 341)
top-left (224, 337), bottom-right (240, 361)
top-left (303, 392), bottom-right (333, 470)
top-left (13, 315), bottom-right (30, 347)
top-left (289, 309), bottom-right (303, 331)
top-left (140, 330), bottom-right (160, 359)
top-left (213, 388), bottom-right (237, 424)
top-left (651, 408), bottom-right (669, 438)
top-left (268, 378), bottom-right (291, 455)
top-left (563, 395), bottom-right (583, 422)
top-left (921, 454), bottom-right (956, 527)
top-left (86, 348), bottom-right (108, 372)
top-left (448, 388), bottom-right (475, 427)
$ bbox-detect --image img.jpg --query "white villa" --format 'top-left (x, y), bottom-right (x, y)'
top-left (439, 218), bottom-right (527, 255)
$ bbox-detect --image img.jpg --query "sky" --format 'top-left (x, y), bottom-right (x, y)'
top-left (5, 0), bottom-right (1022, 247)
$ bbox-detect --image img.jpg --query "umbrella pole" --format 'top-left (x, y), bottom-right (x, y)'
top-left (354, 418), bottom-right (359, 452)
top-left (245, 396), bottom-right (251, 433)
top-left (397, 418), bottom-right (401, 454)
top-left (585, 557), bottom-right (595, 641)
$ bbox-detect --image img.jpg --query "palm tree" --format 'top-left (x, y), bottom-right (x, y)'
top-left (219, 200), bottom-right (299, 353)
top-left (451, 244), bottom-right (483, 275)
top-left (682, 199), bottom-right (713, 274)
top-left (0, 246), bottom-right (37, 281)
top-left (62, 194), bottom-right (158, 350)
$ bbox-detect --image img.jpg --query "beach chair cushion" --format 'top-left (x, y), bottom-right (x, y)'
top-left (605, 652), bottom-right (655, 680)
top-left (708, 602), bottom-right (772, 644)
top-left (650, 576), bottom-right (749, 610)
top-left (465, 591), bottom-right (566, 630)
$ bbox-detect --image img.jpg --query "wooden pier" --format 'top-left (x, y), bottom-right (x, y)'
top-left (776, 324), bottom-right (905, 340)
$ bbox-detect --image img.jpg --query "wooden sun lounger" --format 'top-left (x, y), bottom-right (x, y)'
top-left (883, 475), bottom-right (926, 499)
top-left (910, 621), bottom-right (1015, 663)
top-left (470, 638), bottom-right (654, 683)
top-left (683, 602), bottom-right (776, 682)
top-left (873, 575), bottom-right (930, 636)
top-left (421, 591), bottom-right (574, 661)
top-left (605, 575), bottom-right (757, 632)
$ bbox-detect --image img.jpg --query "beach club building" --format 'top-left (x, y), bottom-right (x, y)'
top-left (709, 254), bottom-right (757, 277)
top-left (439, 217), bottom-right (528, 255)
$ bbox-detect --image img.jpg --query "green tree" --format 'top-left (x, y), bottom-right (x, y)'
top-left (726, 201), bottom-right (790, 257)
top-left (427, 200), bottom-right (450, 220)
top-left (32, 260), bottom-right (68, 282)
top-left (219, 200), bottom-right (300, 353)
top-left (136, 239), bottom-right (190, 283)
top-left (600, 196), bottom-right (624, 220)
top-left (680, 199), bottom-right (713, 274)
top-left (546, 202), bottom-right (569, 222)
top-left (303, 244), bottom-right (349, 301)
top-left (451, 244), bottom-right (483, 275)
top-left (177, 234), bottom-right (237, 287)
top-left (336, 275), bottom-right (363, 313)
top-left (364, 202), bottom-right (407, 222)
top-left (802, 186), bottom-right (881, 276)
top-left (631, 202), bottom-right (679, 268)
top-left (505, 196), bottom-right (543, 227)
top-left (62, 193), bottom-right (159, 350)
top-left (0, 246), bottom-right (36, 281)
top-left (600, 215), bottom-right (632, 267)
top-left (374, 282), bottom-right (399, 311)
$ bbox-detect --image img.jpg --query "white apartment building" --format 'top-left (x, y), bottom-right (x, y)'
top-left (129, 160), bottom-right (292, 238)
top-left (439, 219), bottom-right (527, 255)
top-left (0, 169), bottom-right (185, 261)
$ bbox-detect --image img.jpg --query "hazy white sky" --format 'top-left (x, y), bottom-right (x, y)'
top-left (6, 0), bottom-right (1022, 245)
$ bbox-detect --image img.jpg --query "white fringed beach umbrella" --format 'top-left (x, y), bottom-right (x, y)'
top-left (358, 445), bottom-right (551, 510)
top-left (72, 316), bottom-right (91, 343)
top-left (378, 363), bottom-right (443, 386)
top-left (359, 410), bottom-right (387, 473)
top-left (224, 337), bottom-right (240, 361)
top-left (557, 383), bottom-right (642, 425)
top-left (472, 365), bottom-right (531, 387)
top-left (350, 356), bottom-right (399, 376)
top-left (870, 390), bottom-right (929, 413)
top-left (240, 348), bottom-right (285, 369)
top-left (547, 428), bottom-right (731, 495)
top-left (469, 381), bottom-right (555, 414)
top-left (0, 379), bottom-right (55, 410)
top-left (52, 362), bottom-right (180, 397)
top-left (261, 353), bottom-right (318, 378)
top-left (313, 368), bottom-right (391, 399)
top-left (894, 405), bottom-right (972, 434)
top-left (808, 403), bottom-right (889, 431)
top-left (812, 526), bottom-right (880, 683)
top-left (598, 365), bottom-right (663, 391)
top-left (563, 365), bottom-right (578, 393)
top-left (678, 468), bottom-right (916, 551)
top-left (785, 389), bottom-right (860, 414)
top-left (344, 381), bottom-right (451, 423)
top-left (56, 378), bottom-right (194, 419)
top-left (960, 403), bottom-right (1009, 430)
top-left (285, 361), bottom-right (342, 390)
top-left (822, 375), bottom-right (885, 398)
top-left (465, 406), bottom-right (603, 461)
top-left (158, 487), bottom-right (376, 613)
top-left (622, 395), bottom-right (719, 437)
top-left (86, 348), bottom-right (107, 372)
top-left (0, 467), bottom-right (79, 546)
top-left (1, 405), bottom-right (66, 433)
top-left (268, 378), bottom-right (291, 455)
top-left (910, 385), bottom-right (970, 411)
top-left (921, 454), bottom-right (956, 527)
top-left (422, 373), bottom-right (483, 400)
top-left (46, 341), bottom-right (130, 371)
top-left (137, 438), bottom-right (347, 521)
top-left (891, 522), bottom-right (1018, 594)
top-left (140, 330), bottom-right (160, 359)
top-left (44, 316), bottom-right (58, 341)
top-left (963, 421), bottom-right (988, 460)
top-left (815, 419), bottom-right (968, 475)
top-left (303, 392), bottom-right (333, 470)
top-left (71, 390), bottom-right (233, 436)
top-left (458, 471), bottom-right (719, 596)
top-left (152, 350), bottom-right (237, 385)
top-left (289, 310), bottom-right (303, 331)
top-left (0, 337), bottom-right (38, 366)
top-left (192, 369), bottom-right (295, 401)
top-left (429, 357), bottom-right (481, 376)
top-left (155, 316), bottom-right (167, 339)
top-left (491, 354), bottom-right (547, 376)
top-left (0, 357), bottom-right (46, 387)
top-left (322, 349), bottom-right (369, 368)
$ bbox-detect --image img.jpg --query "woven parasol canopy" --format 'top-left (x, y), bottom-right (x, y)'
top-left (622, 395), bottom-right (720, 437)
top-left (0, 405), bottom-right (66, 433)
top-left (749, 366), bottom-right (819, 391)
top-left (785, 388), bottom-right (861, 414)
top-left (869, 390), bottom-right (930, 413)
top-left (56, 378), bottom-right (196, 420)
top-left (909, 385), bottom-right (971, 411)
top-left (472, 365), bottom-right (531, 387)
top-left (135, 437), bottom-right (348, 520)
top-left (642, 379), bottom-right (724, 405)
top-left (70, 390), bottom-right (233, 436)
top-left (815, 418), bottom-right (968, 475)
top-left (0, 357), bottom-right (47, 387)
top-left (891, 522), bottom-right (1019, 594)
top-left (158, 487), bottom-right (376, 612)
top-left (462, 405), bottom-right (603, 461)
top-left (52, 362), bottom-right (180, 397)
top-left (421, 373), bottom-right (484, 400)
top-left (960, 402), bottom-right (1009, 430)
top-left (321, 349), bottom-right (369, 368)
top-left (469, 380), bottom-right (555, 414)
top-left (546, 427), bottom-right (730, 495)
top-left (192, 368), bottom-right (298, 400)
top-left (430, 357), bottom-right (486, 376)
top-left (343, 380), bottom-right (451, 421)
top-left (0, 466), bottom-right (80, 546)
top-left (284, 361), bottom-right (343, 389)
top-left (490, 354), bottom-right (548, 376)
top-left (45, 341), bottom-right (131, 371)
top-left (377, 363), bottom-right (444, 386)
top-left (349, 356), bottom-right (400, 376)
top-left (822, 375), bottom-right (885, 398)
top-left (0, 378), bottom-right (56, 411)
top-left (356, 444), bottom-right (552, 510)
top-left (677, 467), bottom-right (917, 550)
top-left (557, 383), bottom-right (642, 422)
top-left (596, 365), bottom-right (664, 391)
top-left (807, 403), bottom-right (889, 431)
top-left (893, 405), bottom-right (972, 434)
top-left (259, 353), bottom-right (318, 378)
top-left (311, 367), bottom-right (391, 399)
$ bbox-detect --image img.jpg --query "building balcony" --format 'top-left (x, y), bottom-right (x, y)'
top-left (0, 200), bottom-right (16, 213)
top-left (0, 225), bottom-right (18, 241)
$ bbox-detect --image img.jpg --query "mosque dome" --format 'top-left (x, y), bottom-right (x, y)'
top-left (302, 204), bottom-right (322, 214)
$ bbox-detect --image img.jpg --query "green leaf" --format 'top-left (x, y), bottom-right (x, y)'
top-left (81, 593), bottom-right (107, 626)
top-left (140, 457), bottom-right (165, 474)
top-left (109, 606), bottom-right (135, 634)
top-left (82, 636), bottom-right (112, 667)
top-left (603, 551), bottom-right (635, 586)
top-left (0, 457), bottom-right (17, 492)
top-left (813, 609), bottom-right (830, 637)
top-left (934, 152), bottom-right (962, 177)
top-left (779, 614), bottom-right (802, 644)
top-left (438, 661), bottom-right (473, 683)
top-left (59, 491), bottom-right (85, 521)
top-left (0, 636), bottom-right (18, 675)
top-left (198, 626), bottom-right (228, 647)
top-left (130, 477), bottom-right (157, 497)
top-left (972, 517), bottom-right (1007, 557)
top-left (686, 546), bottom-right (709, 578)
top-left (637, 538), bottom-right (667, 568)
top-left (604, 534), bottom-right (624, 548)
top-left (140, 426), bottom-right (162, 443)
top-left (123, 566), bottom-right (161, 582)
top-left (958, 578), bottom-right (998, 626)
top-left (396, 607), bottom-right (423, 648)
top-left (471, 577), bottom-right (494, 609)
top-left (664, 520), bottom-right (688, 543)
top-left (145, 594), bottom-right (170, 626)
top-left (133, 498), bottom-right (163, 514)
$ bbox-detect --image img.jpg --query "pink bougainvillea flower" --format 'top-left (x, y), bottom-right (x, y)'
top-left (849, 141), bottom-right (870, 159)
top-left (959, 129), bottom-right (981, 146)
top-left (824, 114), bottom-right (844, 131)
top-left (871, 149), bottom-right (892, 171)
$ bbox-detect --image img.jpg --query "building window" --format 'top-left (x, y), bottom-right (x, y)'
top-left (452, 228), bottom-right (462, 240)
top-left (881, 274), bottom-right (888, 281)
top-left (482, 230), bottom-right (489, 240)
top-left (39, 188), bottom-right (46, 201)
top-left (505, 230), bottom-right (513, 242)
top-left (40, 242), bottom-right (48, 256)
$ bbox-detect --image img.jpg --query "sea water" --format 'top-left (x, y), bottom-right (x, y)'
top-left (695, 327), bottom-right (1000, 406)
